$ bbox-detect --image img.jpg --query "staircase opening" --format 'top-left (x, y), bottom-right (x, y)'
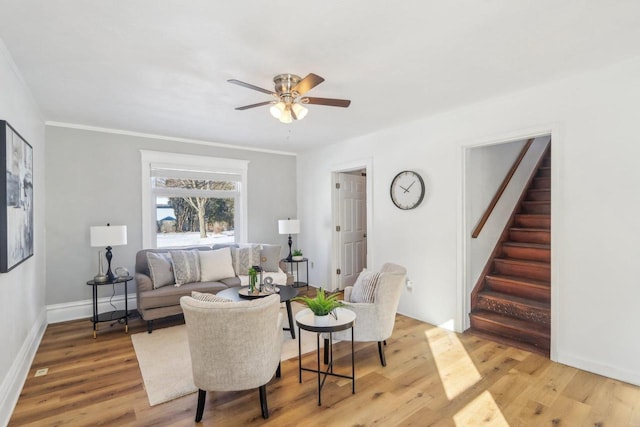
top-left (464, 137), bottom-right (551, 356)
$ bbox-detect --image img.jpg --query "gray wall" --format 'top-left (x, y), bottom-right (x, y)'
top-left (45, 126), bottom-right (297, 305)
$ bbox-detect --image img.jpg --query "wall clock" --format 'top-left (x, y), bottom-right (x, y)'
top-left (390, 170), bottom-right (425, 210)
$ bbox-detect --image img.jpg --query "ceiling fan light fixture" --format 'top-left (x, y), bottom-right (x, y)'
top-left (291, 102), bottom-right (308, 120)
top-left (270, 101), bottom-right (286, 119)
top-left (279, 106), bottom-right (293, 124)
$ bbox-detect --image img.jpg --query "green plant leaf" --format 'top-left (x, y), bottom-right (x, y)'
top-left (293, 288), bottom-right (343, 316)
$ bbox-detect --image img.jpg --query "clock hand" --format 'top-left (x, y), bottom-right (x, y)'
top-left (399, 185), bottom-right (409, 192)
top-left (404, 181), bottom-right (415, 193)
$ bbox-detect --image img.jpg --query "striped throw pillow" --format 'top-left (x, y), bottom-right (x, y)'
top-left (170, 250), bottom-right (201, 286)
top-left (350, 271), bottom-right (380, 303)
top-left (191, 291), bottom-right (231, 303)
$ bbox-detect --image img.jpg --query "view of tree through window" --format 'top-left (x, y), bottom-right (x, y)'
top-left (153, 177), bottom-right (237, 247)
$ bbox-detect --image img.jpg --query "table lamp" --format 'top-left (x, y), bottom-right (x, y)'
top-left (278, 218), bottom-right (300, 261)
top-left (90, 224), bottom-right (128, 282)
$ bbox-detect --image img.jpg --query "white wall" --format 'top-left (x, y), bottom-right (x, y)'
top-left (298, 57), bottom-right (640, 386)
top-left (0, 40), bottom-right (46, 425)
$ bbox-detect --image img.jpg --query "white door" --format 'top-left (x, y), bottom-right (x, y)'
top-left (337, 172), bottom-right (367, 288)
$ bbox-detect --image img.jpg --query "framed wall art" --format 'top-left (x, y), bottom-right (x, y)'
top-left (0, 120), bottom-right (34, 272)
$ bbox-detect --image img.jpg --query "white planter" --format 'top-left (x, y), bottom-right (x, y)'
top-left (292, 256), bottom-right (304, 261)
top-left (314, 314), bottom-right (331, 326)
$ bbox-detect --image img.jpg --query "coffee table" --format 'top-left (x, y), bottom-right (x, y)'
top-left (217, 285), bottom-right (299, 339)
top-left (295, 307), bottom-right (356, 405)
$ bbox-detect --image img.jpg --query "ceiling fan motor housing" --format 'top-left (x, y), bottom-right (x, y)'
top-left (273, 74), bottom-right (302, 96)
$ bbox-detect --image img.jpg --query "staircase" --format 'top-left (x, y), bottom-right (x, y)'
top-left (468, 148), bottom-right (551, 356)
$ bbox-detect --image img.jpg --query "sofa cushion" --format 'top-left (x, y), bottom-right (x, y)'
top-left (350, 270), bottom-right (380, 303)
top-left (260, 244), bottom-right (281, 272)
top-left (191, 291), bottom-right (232, 303)
top-left (170, 250), bottom-right (201, 286)
top-left (200, 247), bottom-right (236, 282)
top-left (147, 252), bottom-right (175, 289)
top-left (139, 281), bottom-right (230, 310)
top-left (231, 244), bottom-right (260, 275)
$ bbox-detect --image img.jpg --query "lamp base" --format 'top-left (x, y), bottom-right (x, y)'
top-left (94, 274), bottom-right (108, 283)
top-left (286, 234), bottom-right (293, 261)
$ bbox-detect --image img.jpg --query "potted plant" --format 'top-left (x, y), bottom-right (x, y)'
top-left (293, 288), bottom-right (343, 323)
top-left (292, 249), bottom-right (304, 261)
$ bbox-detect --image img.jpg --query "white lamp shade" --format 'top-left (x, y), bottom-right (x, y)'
top-left (278, 219), bottom-right (300, 235)
top-left (90, 225), bottom-right (128, 247)
top-left (270, 101), bottom-right (285, 119)
top-left (291, 103), bottom-right (308, 120)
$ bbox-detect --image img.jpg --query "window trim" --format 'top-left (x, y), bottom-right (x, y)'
top-left (140, 150), bottom-right (249, 248)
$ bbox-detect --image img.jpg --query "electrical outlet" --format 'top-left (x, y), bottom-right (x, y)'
top-left (311, 261), bottom-right (314, 268)
top-left (406, 279), bottom-right (413, 289)
top-left (35, 368), bottom-right (48, 377)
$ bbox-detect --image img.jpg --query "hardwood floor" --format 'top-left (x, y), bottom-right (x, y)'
top-left (9, 310), bottom-right (640, 426)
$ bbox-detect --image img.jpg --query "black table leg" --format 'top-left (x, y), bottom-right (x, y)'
top-left (317, 333), bottom-right (321, 406)
top-left (284, 300), bottom-right (296, 339)
top-left (298, 326), bottom-right (302, 383)
top-left (92, 283), bottom-right (97, 339)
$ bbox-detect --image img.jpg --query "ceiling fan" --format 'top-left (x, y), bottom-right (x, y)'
top-left (228, 73), bottom-right (351, 123)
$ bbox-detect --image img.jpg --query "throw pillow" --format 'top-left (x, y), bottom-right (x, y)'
top-left (170, 250), bottom-right (201, 286)
top-left (191, 291), bottom-right (231, 303)
top-left (350, 270), bottom-right (381, 303)
top-left (231, 244), bottom-right (261, 275)
top-left (260, 244), bottom-right (281, 272)
top-left (199, 247), bottom-right (236, 282)
top-left (146, 252), bottom-right (175, 289)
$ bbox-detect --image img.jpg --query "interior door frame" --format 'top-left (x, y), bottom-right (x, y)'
top-left (331, 158), bottom-right (373, 291)
top-left (459, 124), bottom-right (560, 361)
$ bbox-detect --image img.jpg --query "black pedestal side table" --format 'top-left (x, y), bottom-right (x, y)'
top-left (295, 307), bottom-right (356, 405)
top-left (86, 276), bottom-right (133, 338)
top-left (283, 257), bottom-right (309, 289)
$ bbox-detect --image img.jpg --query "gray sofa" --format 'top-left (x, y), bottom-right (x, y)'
top-left (135, 244), bottom-right (290, 332)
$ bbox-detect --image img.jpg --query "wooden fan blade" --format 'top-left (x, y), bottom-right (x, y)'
top-left (235, 100), bottom-right (275, 110)
top-left (228, 79), bottom-right (276, 96)
top-left (302, 97), bottom-right (351, 108)
top-left (292, 73), bottom-right (325, 95)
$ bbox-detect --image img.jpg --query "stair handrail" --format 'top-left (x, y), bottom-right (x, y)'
top-left (471, 138), bottom-right (535, 238)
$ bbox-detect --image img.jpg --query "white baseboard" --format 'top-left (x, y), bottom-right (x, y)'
top-left (558, 351), bottom-right (640, 387)
top-left (47, 295), bottom-right (138, 324)
top-left (0, 308), bottom-right (47, 427)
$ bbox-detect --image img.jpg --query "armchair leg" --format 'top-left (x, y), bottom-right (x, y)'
top-left (259, 384), bottom-right (269, 419)
top-left (276, 362), bottom-right (281, 378)
top-left (378, 341), bottom-right (387, 367)
top-left (147, 320), bottom-right (153, 333)
top-left (195, 389), bottom-right (206, 422)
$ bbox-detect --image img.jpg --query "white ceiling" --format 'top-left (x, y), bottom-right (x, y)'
top-left (1, 1), bottom-right (639, 153)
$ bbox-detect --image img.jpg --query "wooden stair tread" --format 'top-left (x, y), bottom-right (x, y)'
top-left (509, 227), bottom-right (550, 232)
top-left (485, 274), bottom-right (550, 288)
top-left (494, 258), bottom-right (549, 267)
top-left (521, 201), bottom-right (550, 205)
top-left (502, 241), bottom-right (550, 249)
top-left (479, 290), bottom-right (550, 311)
top-left (470, 310), bottom-right (550, 338)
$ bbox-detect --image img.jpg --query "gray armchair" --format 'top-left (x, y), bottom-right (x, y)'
top-left (328, 263), bottom-right (407, 366)
top-left (180, 294), bottom-right (283, 422)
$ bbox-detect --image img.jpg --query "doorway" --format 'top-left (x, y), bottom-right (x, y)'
top-left (331, 162), bottom-right (371, 291)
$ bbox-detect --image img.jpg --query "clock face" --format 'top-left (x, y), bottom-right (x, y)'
top-left (390, 170), bottom-right (425, 210)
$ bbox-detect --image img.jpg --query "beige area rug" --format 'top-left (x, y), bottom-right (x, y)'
top-left (131, 302), bottom-right (322, 406)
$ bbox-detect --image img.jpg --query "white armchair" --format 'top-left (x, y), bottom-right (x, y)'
top-left (328, 263), bottom-right (407, 366)
top-left (180, 294), bottom-right (283, 422)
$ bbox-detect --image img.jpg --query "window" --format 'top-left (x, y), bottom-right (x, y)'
top-left (141, 151), bottom-right (248, 248)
